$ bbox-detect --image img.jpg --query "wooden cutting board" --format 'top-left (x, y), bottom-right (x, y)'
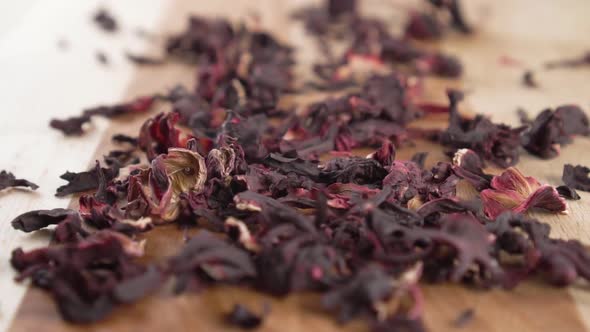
top-left (8, 0), bottom-right (590, 331)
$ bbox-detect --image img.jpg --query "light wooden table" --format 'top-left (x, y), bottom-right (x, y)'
top-left (1, 0), bottom-right (590, 331)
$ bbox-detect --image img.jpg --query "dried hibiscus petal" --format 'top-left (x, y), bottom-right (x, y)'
top-left (55, 162), bottom-right (118, 197)
top-left (419, 213), bottom-right (502, 283)
top-left (322, 265), bottom-right (393, 323)
top-left (440, 90), bottom-right (525, 167)
top-left (451, 149), bottom-right (492, 190)
top-left (51, 96), bottom-right (155, 136)
top-left (556, 185), bottom-right (581, 200)
top-left (521, 106), bottom-right (589, 159)
top-left (562, 164), bottom-right (590, 192)
top-left (11, 208), bottom-right (88, 243)
top-left (11, 231), bottom-right (151, 323)
top-left (0, 170), bottom-right (38, 191)
top-left (168, 230), bottom-right (256, 291)
top-left (490, 212), bottom-right (590, 286)
top-left (481, 167), bottom-right (567, 219)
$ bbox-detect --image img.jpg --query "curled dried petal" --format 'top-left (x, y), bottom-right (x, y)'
top-left (482, 168), bottom-right (567, 219)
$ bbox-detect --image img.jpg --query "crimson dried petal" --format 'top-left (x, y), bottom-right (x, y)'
top-left (416, 198), bottom-right (476, 220)
top-left (0, 170), bottom-right (38, 191)
top-left (138, 112), bottom-right (199, 160)
top-left (490, 212), bottom-right (590, 287)
top-left (562, 164), bottom-right (590, 192)
top-left (169, 230), bottom-right (256, 289)
top-left (451, 149), bottom-right (492, 191)
top-left (166, 16), bottom-right (234, 62)
top-left (359, 74), bottom-right (422, 124)
top-left (112, 266), bottom-right (163, 303)
top-left (556, 185), bottom-right (580, 200)
top-left (368, 140), bottom-right (396, 168)
top-left (481, 167), bottom-right (567, 219)
top-left (320, 157), bottom-right (387, 185)
top-left (51, 96), bottom-right (155, 136)
top-left (11, 231), bottom-right (150, 323)
top-left (322, 265), bottom-right (393, 323)
top-left (11, 208), bottom-right (87, 243)
top-left (441, 90), bottom-right (525, 167)
top-left (257, 232), bottom-right (347, 294)
top-left (383, 160), bottom-right (458, 206)
top-left (420, 214), bottom-right (501, 283)
top-left (521, 106), bottom-right (589, 159)
top-left (234, 191), bottom-right (316, 233)
top-left (55, 162), bottom-right (118, 197)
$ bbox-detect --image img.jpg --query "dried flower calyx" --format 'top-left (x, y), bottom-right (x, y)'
top-left (481, 167), bottom-right (567, 219)
top-left (129, 147), bottom-right (206, 221)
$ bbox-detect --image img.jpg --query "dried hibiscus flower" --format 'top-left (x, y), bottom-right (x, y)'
top-left (0, 170), bottom-right (38, 191)
top-left (562, 164), bottom-right (590, 192)
top-left (481, 167), bottom-right (567, 219)
top-left (129, 147), bottom-right (206, 221)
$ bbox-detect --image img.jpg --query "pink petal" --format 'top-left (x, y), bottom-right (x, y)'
top-left (516, 185), bottom-right (568, 214)
top-left (481, 189), bottom-right (525, 219)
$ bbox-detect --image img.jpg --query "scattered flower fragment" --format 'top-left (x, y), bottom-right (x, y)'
top-left (522, 70), bottom-right (537, 88)
top-left (562, 164), bottom-right (590, 192)
top-left (93, 8), bottom-right (118, 33)
top-left (0, 171), bottom-right (38, 192)
top-left (481, 167), bottom-right (567, 219)
top-left (556, 185), bottom-right (581, 200)
top-left (520, 106), bottom-right (589, 159)
top-left (51, 96), bottom-right (156, 136)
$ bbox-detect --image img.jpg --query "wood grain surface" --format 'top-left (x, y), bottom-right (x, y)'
top-left (7, 0), bottom-right (590, 331)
